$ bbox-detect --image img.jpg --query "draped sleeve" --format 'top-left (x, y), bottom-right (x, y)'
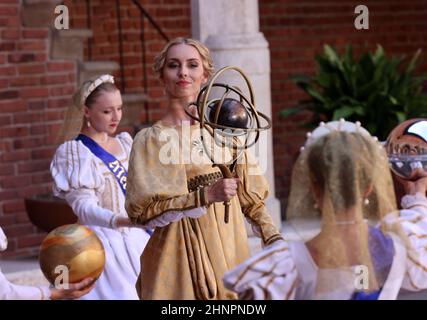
top-left (116, 131), bottom-right (133, 155)
top-left (50, 140), bottom-right (116, 228)
top-left (223, 240), bottom-right (298, 300)
top-left (235, 151), bottom-right (283, 245)
top-left (0, 268), bottom-right (50, 300)
top-left (125, 125), bottom-right (207, 225)
top-left (394, 193), bottom-right (427, 291)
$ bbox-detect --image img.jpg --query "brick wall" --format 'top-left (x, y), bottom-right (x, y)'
top-left (259, 0), bottom-right (427, 216)
top-left (0, 0), bottom-right (77, 257)
top-left (64, 0), bottom-right (192, 123)
top-left (0, 0), bottom-right (192, 257)
top-left (2, 0), bottom-right (427, 257)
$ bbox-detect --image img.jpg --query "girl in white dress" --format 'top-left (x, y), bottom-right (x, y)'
top-left (50, 75), bottom-right (204, 299)
top-left (50, 74), bottom-right (149, 300)
top-left (223, 120), bottom-right (427, 300)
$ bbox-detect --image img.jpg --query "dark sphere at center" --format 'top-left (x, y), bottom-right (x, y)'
top-left (208, 98), bottom-right (249, 129)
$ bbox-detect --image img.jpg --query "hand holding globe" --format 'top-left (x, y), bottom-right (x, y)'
top-left (39, 224), bottom-right (105, 289)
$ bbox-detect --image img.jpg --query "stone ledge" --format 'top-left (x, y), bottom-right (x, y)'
top-left (51, 29), bottom-right (93, 61)
top-left (24, 0), bottom-right (63, 4)
top-left (78, 61), bottom-right (120, 85)
top-left (121, 93), bottom-right (151, 128)
top-left (52, 29), bottom-right (93, 39)
top-left (122, 93), bottom-right (150, 104)
top-left (21, 0), bottom-right (64, 28)
top-left (5, 269), bottom-right (49, 287)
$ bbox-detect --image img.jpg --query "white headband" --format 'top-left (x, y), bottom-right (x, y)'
top-left (82, 74), bottom-right (115, 103)
top-left (302, 118), bottom-right (374, 150)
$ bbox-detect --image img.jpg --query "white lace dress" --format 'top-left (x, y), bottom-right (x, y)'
top-left (50, 132), bottom-right (150, 300)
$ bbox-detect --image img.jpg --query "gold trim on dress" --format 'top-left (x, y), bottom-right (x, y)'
top-left (187, 172), bottom-right (223, 192)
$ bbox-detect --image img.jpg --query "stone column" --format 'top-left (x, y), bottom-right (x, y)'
top-left (191, 0), bottom-right (282, 230)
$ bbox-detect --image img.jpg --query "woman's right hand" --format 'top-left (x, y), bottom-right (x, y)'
top-left (206, 178), bottom-right (240, 203)
top-left (50, 277), bottom-right (95, 300)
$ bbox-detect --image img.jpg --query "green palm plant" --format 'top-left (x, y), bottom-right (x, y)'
top-left (281, 44), bottom-right (427, 140)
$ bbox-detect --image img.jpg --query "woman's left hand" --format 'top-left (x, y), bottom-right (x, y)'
top-left (396, 168), bottom-right (427, 195)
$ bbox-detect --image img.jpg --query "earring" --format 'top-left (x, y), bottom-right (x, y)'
top-left (364, 198), bottom-right (369, 206)
top-left (87, 119), bottom-right (91, 128)
top-left (314, 203), bottom-right (319, 209)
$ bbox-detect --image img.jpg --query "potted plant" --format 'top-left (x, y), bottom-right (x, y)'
top-left (281, 44), bottom-right (427, 140)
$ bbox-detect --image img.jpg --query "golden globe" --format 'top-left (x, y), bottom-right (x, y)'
top-left (39, 224), bottom-right (105, 285)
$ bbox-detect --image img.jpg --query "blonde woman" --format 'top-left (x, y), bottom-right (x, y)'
top-left (224, 120), bottom-right (427, 300)
top-left (125, 38), bottom-right (282, 300)
top-left (50, 75), bottom-right (151, 299)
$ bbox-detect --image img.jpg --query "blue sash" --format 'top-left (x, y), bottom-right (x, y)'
top-left (76, 134), bottom-right (153, 236)
top-left (351, 289), bottom-right (381, 300)
top-left (76, 134), bottom-right (127, 196)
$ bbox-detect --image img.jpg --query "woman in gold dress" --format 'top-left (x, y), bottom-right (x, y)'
top-left (125, 37), bottom-right (282, 300)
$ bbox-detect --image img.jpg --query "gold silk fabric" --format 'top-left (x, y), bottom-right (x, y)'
top-left (125, 121), bottom-right (281, 299)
